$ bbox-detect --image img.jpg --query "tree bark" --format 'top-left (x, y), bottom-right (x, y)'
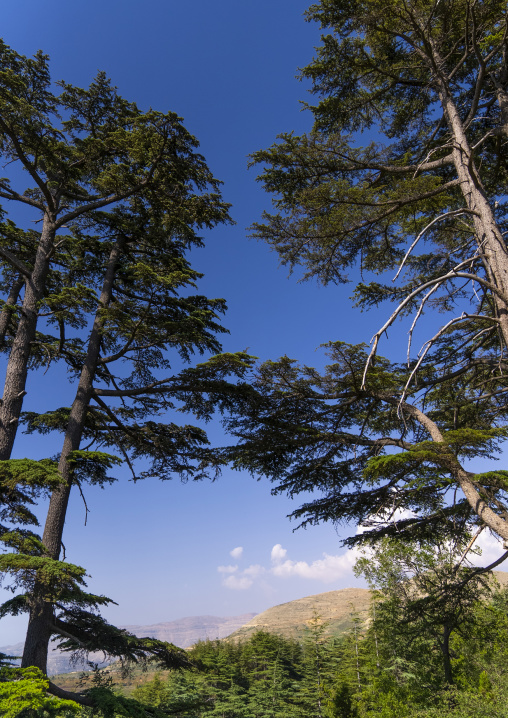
top-left (437, 74), bottom-right (508, 350)
top-left (21, 601), bottom-right (55, 675)
top-left (440, 625), bottom-right (454, 685)
top-left (0, 188), bottom-right (148, 462)
top-left (48, 681), bottom-right (94, 708)
top-left (0, 216), bottom-right (56, 460)
top-left (0, 274), bottom-right (24, 348)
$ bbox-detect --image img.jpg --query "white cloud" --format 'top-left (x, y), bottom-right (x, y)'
top-left (219, 543), bottom-right (359, 592)
top-left (223, 574), bottom-right (253, 590)
top-left (271, 550), bottom-right (359, 583)
top-left (218, 529), bottom-right (508, 596)
top-left (271, 544), bottom-right (287, 563)
top-left (217, 564), bottom-right (238, 574)
top-left (219, 563), bottom-right (265, 590)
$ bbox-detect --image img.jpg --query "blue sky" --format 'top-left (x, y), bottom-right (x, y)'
top-left (2, 1), bottom-right (505, 647)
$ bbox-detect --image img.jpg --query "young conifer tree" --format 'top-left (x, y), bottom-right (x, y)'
top-left (355, 536), bottom-right (493, 687)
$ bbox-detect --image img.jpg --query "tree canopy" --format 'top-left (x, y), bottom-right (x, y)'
top-left (0, 41), bottom-right (254, 712)
top-left (224, 0), bottom-right (508, 550)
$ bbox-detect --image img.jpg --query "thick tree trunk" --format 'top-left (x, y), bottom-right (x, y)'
top-left (22, 241), bottom-right (122, 671)
top-left (439, 89), bottom-right (508, 349)
top-left (21, 602), bottom-right (54, 674)
top-left (0, 216), bottom-right (56, 460)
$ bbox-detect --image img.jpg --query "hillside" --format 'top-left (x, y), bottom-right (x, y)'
top-left (227, 587), bottom-right (372, 642)
top-left (228, 570), bottom-right (508, 642)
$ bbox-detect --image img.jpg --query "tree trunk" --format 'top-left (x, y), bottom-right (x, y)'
top-left (0, 274), bottom-right (24, 348)
top-left (440, 625), bottom-right (454, 685)
top-left (0, 216), bottom-right (56, 460)
top-left (21, 602), bottom-right (54, 673)
top-left (22, 241), bottom-right (122, 671)
top-left (438, 88), bottom-right (508, 349)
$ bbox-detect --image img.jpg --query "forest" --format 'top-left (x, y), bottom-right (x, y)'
top-left (127, 583), bottom-right (508, 718)
top-left (1, 0), bottom-right (508, 715)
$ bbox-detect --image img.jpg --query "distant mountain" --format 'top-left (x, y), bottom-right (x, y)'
top-left (0, 613), bottom-right (257, 676)
top-left (121, 613), bottom-right (258, 647)
top-left (0, 640), bottom-right (111, 677)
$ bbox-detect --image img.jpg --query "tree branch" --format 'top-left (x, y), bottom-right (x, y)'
top-left (381, 396), bottom-right (508, 541)
top-left (0, 247), bottom-right (32, 279)
top-left (93, 378), bottom-right (178, 397)
top-left (393, 209), bottom-right (477, 281)
top-left (55, 183), bottom-right (149, 228)
top-left (47, 681), bottom-right (94, 708)
top-left (50, 621), bottom-right (88, 650)
top-left (362, 260), bottom-right (504, 388)
top-left (0, 118), bottom-right (56, 210)
top-left (0, 184), bottom-right (44, 210)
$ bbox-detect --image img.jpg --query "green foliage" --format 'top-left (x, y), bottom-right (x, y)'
top-left (0, 557), bottom-right (87, 606)
top-left (0, 460), bottom-right (61, 491)
top-left (251, 0), bottom-right (508, 285)
top-left (132, 672), bottom-right (205, 716)
top-left (0, 666), bottom-right (79, 717)
top-left (65, 451), bottom-right (121, 488)
top-left (124, 604), bottom-right (508, 718)
top-left (228, 0), bottom-right (508, 547)
top-left (224, 341), bottom-right (508, 545)
top-left (355, 536), bottom-right (494, 688)
top-left (326, 679), bottom-right (358, 718)
top-left (0, 38), bottom-right (254, 712)
top-left (0, 459), bottom-right (63, 531)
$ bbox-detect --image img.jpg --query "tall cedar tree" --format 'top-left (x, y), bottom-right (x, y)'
top-left (0, 43), bottom-right (254, 712)
top-left (0, 40), bottom-right (227, 459)
top-left (223, 1), bottom-right (508, 550)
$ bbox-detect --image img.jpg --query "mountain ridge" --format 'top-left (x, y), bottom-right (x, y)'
top-left (0, 612), bottom-right (257, 676)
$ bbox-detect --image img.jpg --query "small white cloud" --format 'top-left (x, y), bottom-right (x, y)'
top-left (230, 546), bottom-right (243, 560)
top-left (243, 564), bottom-right (265, 578)
top-left (220, 563), bottom-right (265, 590)
top-left (223, 574), bottom-right (253, 590)
top-left (271, 544), bottom-right (288, 563)
top-left (217, 565), bottom-right (238, 574)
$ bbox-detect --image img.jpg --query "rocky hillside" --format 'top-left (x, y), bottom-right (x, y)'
top-left (227, 587), bottom-right (372, 642)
